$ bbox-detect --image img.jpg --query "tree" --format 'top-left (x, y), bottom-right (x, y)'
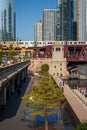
top-left (75, 122), bottom-right (87, 130)
top-left (22, 71), bottom-right (66, 130)
top-left (9, 43), bottom-right (14, 50)
top-left (41, 64), bottom-right (49, 72)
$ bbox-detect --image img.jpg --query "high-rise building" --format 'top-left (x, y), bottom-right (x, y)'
top-left (57, 0), bottom-right (74, 41)
top-left (77, 0), bottom-right (87, 41)
top-left (72, 0), bottom-right (77, 40)
top-left (34, 21), bottom-right (43, 41)
top-left (0, 0), bottom-right (16, 42)
top-left (56, 0), bottom-right (62, 40)
top-left (43, 9), bottom-right (57, 41)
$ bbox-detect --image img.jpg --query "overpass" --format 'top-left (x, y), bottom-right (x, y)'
top-left (0, 60), bottom-right (30, 109)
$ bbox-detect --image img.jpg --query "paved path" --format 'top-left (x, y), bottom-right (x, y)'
top-left (73, 89), bottom-right (87, 106)
top-left (0, 75), bottom-right (33, 130)
top-left (64, 84), bottom-right (87, 122)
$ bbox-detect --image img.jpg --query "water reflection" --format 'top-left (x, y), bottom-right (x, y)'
top-left (22, 107), bottom-right (74, 130)
top-left (22, 108), bottom-right (62, 123)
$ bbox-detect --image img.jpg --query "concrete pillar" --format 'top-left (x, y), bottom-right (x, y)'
top-left (23, 69), bottom-right (28, 82)
top-left (7, 82), bottom-right (11, 97)
top-left (0, 87), bottom-right (7, 109)
top-left (20, 71), bottom-right (25, 81)
top-left (10, 78), bottom-right (15, 94)
top-left (24, 67), bottom-right (28, 75)
top-left (3, 87), bottom-right (6, 105)
top-left (17, 74), bottom-right (21, 87)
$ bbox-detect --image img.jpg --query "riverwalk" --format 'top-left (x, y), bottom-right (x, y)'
top-left (0, 74), bottom-right (65, 130)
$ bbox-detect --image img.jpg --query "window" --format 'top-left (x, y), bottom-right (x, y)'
top-left (53, 73), bottom-right (55, 76)
top-left (60, 74), bottom-right (63, 77)
top-left (56, 48), bottom-right (61, 51)
top-left (54, 66), bottom-right (56, 68)
top-left (60, 68), bottom-right (62, 71)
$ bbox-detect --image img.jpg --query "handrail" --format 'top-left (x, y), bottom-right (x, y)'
top-left (0, 60), bottom-right (30, 80)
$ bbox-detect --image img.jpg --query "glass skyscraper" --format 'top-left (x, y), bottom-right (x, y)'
top-left (0, 0), bottom-right (16, 41)
top-left (57, 0), bottom-right (75, 41)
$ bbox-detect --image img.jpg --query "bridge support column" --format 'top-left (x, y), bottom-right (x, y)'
top-left (10, 78), bottom-right (15, 94)
top-left (22, 68), bottom-right (28, 82)
top-left (20, 71), bottom-right (25, 81)
top-left (17, 74), bottom-right (21, 87)
top-left (14, 74), bottom-right (21, 92)
top-left (0, 87), bottom-right (7, 109)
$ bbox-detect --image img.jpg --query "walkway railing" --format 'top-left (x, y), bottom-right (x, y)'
top-left (0, 60), bottom-right (30, 86)
top-left (53, 75), bottom-right (87, 122)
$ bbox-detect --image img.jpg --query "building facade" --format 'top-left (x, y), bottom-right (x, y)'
top-left (56, 0), bottom-right (75, 41)
top-left (52, 41), bottom-right (68, 77)
top-left (77, 0), bottom-right (87, 41)
top-left (43, 9), bottom-right (57, 41)
top-left (34, 21), bottom-right (43, 41)
top-left (0, 0), bottom-right (16, 42)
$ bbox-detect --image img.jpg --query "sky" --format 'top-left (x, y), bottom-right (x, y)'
top-left (16, 0), bottom-right (57, 41)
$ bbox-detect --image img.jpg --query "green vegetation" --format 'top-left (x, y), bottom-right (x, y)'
top-left (22, 64), bottom-right (66, 130)
top-left (75, 122), bottom-right (87, 130)
top-left (41, 64), bottom-right (49, 72)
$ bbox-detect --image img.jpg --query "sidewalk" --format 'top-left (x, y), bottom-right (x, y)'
top-left (0, 74), bottom-right (33, 130)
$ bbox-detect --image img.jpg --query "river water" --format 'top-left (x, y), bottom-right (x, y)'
top-left (22, 108), bottom-right (74, 130)
top-left (66, 79), bottom-right (87, 89)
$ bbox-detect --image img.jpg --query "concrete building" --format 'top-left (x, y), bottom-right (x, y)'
top-left (56, 0), bottom-right (75, 41)
top-left (52, 41), bottom-right (68, 77)
top-left (77, 0), bottom-right (87, 41)
top-left (0, 0), bottom-right (16, 41)
top-left (34, 21), bottom-right (43, 41)
top-left (43, 9), bottom-right (57, 41)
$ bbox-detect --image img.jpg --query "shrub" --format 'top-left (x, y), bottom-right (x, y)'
top-left (41, 64), bottom-right (49, 72)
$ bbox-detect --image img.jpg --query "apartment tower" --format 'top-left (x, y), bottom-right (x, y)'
top-left (77, 0), bottom-right (87, 41)
top-left (43, 9), bottom-right (57, 41)
top-left (34, 21), bottom-right (43, 41)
